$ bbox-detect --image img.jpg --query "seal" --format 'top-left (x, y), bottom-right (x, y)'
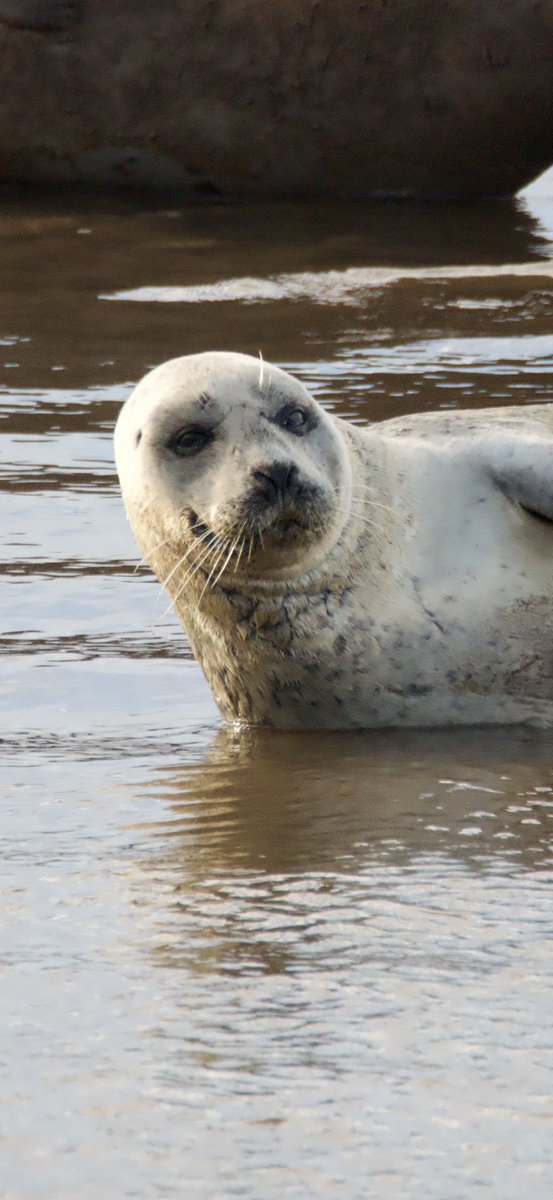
top-left (114, 351), bottom-right (553, 730)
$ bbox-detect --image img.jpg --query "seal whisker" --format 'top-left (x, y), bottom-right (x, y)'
top-left (332, 481), bottom-right (395, 518)
top-left (150, 542), bottom-right (211, 625)
top-left (350, 481), bottom-right (384, 496)
top-left (178, 534), bottom-right (225, 591)
top-left (150, 531), bottom-right (222, 626)
top-left (197, 522), bottom-right (247, 601)
top-left (349, 486), bottom-right (395, 515)
top-left (229, 523), bottom-right (248, 578)
top-left (133, 533), bottom-right (177, 573)
top-left (352, 497), bottom-right (394, 515)
top-left (233, 538), bottom-right (246, 576)
top-left (332, 499), bottom-right (381, 531)
top-left (164, 533), bottom-right (227, 616)
top-left (158, 527), bottom-right (216, 593)
top-left (208, 526), bottom-right (246, 592)
top-left (197, 541), bottom-right (228, 604)
top-left (333, 490), bottom-right (394, 526)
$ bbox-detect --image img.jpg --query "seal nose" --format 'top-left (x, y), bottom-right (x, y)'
top-left (252, 462), bottom-right (299, 501)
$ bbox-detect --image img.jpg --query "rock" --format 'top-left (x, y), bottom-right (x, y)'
top-left (1, 0), bottom-right (552, 198)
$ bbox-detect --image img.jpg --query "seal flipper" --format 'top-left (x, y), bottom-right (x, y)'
top-left (490, 433), bottom-right (553, 524)
top-left (0, 0), bottom-right (79, 30)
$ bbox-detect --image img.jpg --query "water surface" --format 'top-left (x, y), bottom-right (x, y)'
top-left (2, 174), bottom-right (553, 1198)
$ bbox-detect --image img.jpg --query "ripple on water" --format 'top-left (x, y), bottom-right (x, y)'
top-left (101, 260), bottom-right (553, 306)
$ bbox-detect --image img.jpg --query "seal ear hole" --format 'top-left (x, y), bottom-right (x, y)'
top-left (135, 430), bottom-right (142, 446)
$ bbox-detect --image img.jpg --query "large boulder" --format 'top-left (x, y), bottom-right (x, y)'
top-left (1, 0), bottom-right (552, 198)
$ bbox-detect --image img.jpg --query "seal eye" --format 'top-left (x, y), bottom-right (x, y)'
top-left (276, 405), bottom-right (313, 436)
top-left (169, 427), bottom-right (213, 457)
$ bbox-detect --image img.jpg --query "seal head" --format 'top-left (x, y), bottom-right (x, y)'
top-left (115, 351), bottom-right (352, 585)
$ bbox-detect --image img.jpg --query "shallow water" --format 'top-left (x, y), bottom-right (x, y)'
top-left (2, 173), bottom-right (553, 1198)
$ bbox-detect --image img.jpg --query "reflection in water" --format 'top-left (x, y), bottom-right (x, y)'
top-left (130, 725), bottom-right (553, 979)
top-left (1, 187), bottom-right (553, 396)
top-left (108, 727), bottom-right (553, 1200)
top-left (143, 726), bottom-right (553, 882)
top-left (2, 176), bottom-right (553, 1198)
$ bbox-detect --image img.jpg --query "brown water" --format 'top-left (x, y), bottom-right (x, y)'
top-left (2, 174), bottom-right (553, 1198)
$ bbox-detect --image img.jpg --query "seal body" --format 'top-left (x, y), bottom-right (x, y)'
top-left (115, 352), bottom-right (553, 729)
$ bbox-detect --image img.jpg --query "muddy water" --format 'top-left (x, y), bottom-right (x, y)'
top-left (2, 175), bottom-right (553, 1198)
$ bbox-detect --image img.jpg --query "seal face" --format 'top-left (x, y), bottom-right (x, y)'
top-left (115, 351), bottom-right (553, 729)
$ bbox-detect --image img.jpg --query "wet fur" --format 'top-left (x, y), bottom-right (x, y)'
top-left (115, 352), bottom-right (553, 729)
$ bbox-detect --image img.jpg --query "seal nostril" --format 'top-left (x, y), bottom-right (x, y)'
top-left (253, 462), bottom-right (298, 498)
top-left (253, 468), bottom-right (275, 498)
